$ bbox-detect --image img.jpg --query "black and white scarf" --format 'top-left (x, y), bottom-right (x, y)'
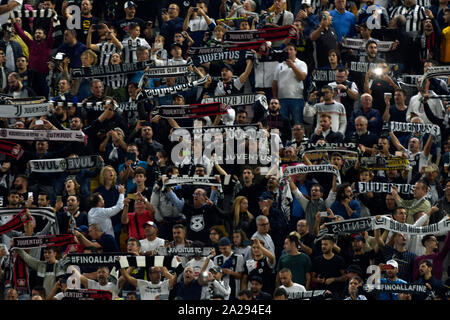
top-left (341, 37), bottom-right (394, 52)
top-left (29, 155), bottom-right (103, 173)
top-left (140, 75), bottom-right (209, 98)
top-left (282, 164), bottom-right (340, 178)
top-left (154, 102), bottom-right (227, 119)
top-left (383, 121), bottom-right (440, 136)
top-left (355, 182), bottom-right (415, 195)
top-left (0, 128), bottom-right (86, 143)
top-left (0, 102), bottom-right (50, 118)
top-left (71, 61), bottom-right (148, 78)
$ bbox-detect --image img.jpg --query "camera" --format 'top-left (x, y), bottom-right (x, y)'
top-left (193, 7), bottom-right (199, 11)
top-left (126, 152), bottom-right (137, 162)
top-left (321, 13), bottom-right (328, 21)
top-left (372, 67), bottom-right (383, 77)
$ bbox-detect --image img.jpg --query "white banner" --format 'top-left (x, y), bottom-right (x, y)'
top-left (282, 164), bottom-right (339, 178)
top-left (384, 121), bottom-right (440, 136)
top-left (356, 182), bottom-right (415, 194)
top-left (0, 129), bottom-right (86, 143)
top-left (0, 103), bottom-right (51, 118)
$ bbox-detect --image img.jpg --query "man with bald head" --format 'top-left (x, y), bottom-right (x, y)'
top-left (347, 93), bottom-right (382, 137)
top-left (167, 187), bottom-right (228, 243)
top-left (346, 115), bottom-right (378, 155)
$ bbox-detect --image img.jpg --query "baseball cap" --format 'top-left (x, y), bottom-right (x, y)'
top-left (352, 235), bottom-right (366, 243)
top-left (249, 275), bottom-right (263, 284)
top-left (345, 264), bottom-right (363, 277)
top-left (209, 265), bottom-right (222, 273)
top-left (170, 43), bottom-right (182, 50)
top-left (259, 191), bottom-right (273, 201)
top-left (76, 225), bottom-right (89, 233)
top-left (218, 237), bottom-right (231, 246)
top-left (221, 64), bottom-right (234, 73)
top-left (386, 259), bottom-right (398, 269)
top-left (124, 1), bottom-right (137, 9)
top-left (143, 221), bottom-right (158, 228)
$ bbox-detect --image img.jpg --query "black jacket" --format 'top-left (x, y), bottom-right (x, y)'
top-left (310, 129), bottom-right (344, 143)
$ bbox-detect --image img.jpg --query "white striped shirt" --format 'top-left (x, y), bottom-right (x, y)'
top-left (121, 37), bottom-right (151, 64)
top-left (97, 42), bottom-right (122, 66)
top-left (390, 5), bottom-right (426, 34)
top-left (105, 73), bottom-right (128, 89)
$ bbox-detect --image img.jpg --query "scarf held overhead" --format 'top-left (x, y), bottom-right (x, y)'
top-left (319, 215), bottom-right (450, 236)
top-left (154, 102), bottom-right (227, 118)
top-left (282, 164), bottom-right (340, 178)
top-left (12, 234), bottom-right (76, 249)
top-left (0, 209), bottom-right (32, 235)
top-left (341, 37), bottom-right (394, 52)
top-left (383, 122), bottom-right (440, 136)
top-left (0, 140), bottom-right (24, 160)
top-left (72, 61), bottom-right (149, 78)
top-left (62, 289), bottom-right (112, 300)
top-left (355, 182), bottom-right (415, 194)
top-left (187, 45), bottom-right (258, 65)
top-left (29, 155), bottom-right (103, 173)
top-left (141, 75), bottom-right (208, 98)
top-left (0, 128), bottom-right (86, 143)
top-left (223, 25), bottom-right (297, 43)
top-left (0, 102), bottom-right (51, 118)
top-left (300, 142), bottom-right (358, 155)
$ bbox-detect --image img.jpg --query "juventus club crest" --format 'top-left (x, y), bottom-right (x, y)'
top-left (190, 215), bottom-right (205, 232)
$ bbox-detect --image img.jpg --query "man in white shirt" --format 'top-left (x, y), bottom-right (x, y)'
top-left (278, 267), bottom-right (306, 299)
top-left (88, 185), bottom-right (125, 238)
top-left (251, 215), bottom-right (276, 260)
top-left (272, 43), bottom-right (308, 125)
top-left (120, 266), bottom-right (176, 300)
top-left (139, 221), bottom-right (166, 256)
top-left (75, 266), bottom-right (122, 299)
top-left (407, 85), bottom-right (444, 124)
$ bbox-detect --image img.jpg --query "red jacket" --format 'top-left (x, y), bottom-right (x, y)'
top-left (14, 21), bottom-right (54, 75)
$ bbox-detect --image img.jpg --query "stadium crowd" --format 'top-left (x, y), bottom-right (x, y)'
top-left (0, 0), bottom-right (448, 301)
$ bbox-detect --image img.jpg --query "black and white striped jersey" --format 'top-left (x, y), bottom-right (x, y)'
top-left (97, 42), bottom-right (122, 66)
top-left (105, 73), bottom-right (128, 90)
top-left (389, 5), bottom-right (426, 34)
top-left (121, 37), bottom-right (151, 64)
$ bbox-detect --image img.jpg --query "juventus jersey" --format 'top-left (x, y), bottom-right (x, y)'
top-left (214, 76), bottom-right (244, 97)
top-left (122, 37), bottom-right (151, 64)
top-left (213, 252), bottom-right (244, 299)
top-left (98, 42), bottom-right (122, 66)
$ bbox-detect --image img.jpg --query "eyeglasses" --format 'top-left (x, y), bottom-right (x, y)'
top-left (258, 223), bottom-right (269, 227)
top-left (193, 193), bottom-right (204, 196)
top-left (210, 232), bottom-right (218, 235)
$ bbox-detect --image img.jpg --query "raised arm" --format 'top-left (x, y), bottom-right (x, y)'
top-left (120, 267), bottom-right (138, 287)
top-left (121, 197), bottom-right (131, 224)
top-left (238, 58), bottom-right (254, 85)
top-left (423, 133), bottom-right (433, 158)
top-left (86, 25), bottom-right (99, 51)
top-left (388, 131), bottom-right (407, 152)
